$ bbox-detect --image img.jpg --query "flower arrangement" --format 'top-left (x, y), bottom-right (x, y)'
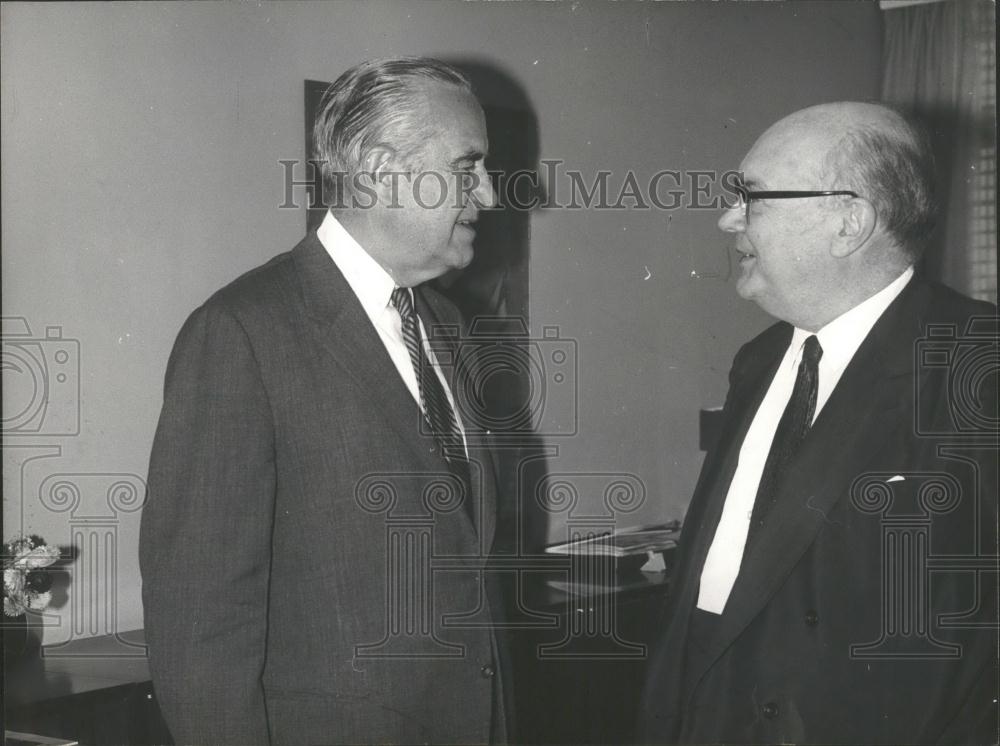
top-left (3, 535), bottom-right (61, 617)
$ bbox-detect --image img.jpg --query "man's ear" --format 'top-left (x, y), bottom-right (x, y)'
top-left (359, 145), bottom-right (398, 192)
top-left (831, 197), bottom-right (877, 258)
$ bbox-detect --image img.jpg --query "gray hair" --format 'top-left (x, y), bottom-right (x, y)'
top-left (312, 57), bottom-right (473, 206)
top-left (826, 107), bottom-right (937, 260)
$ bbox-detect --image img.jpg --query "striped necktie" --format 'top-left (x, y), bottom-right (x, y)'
top-left (390, 287), bottom-right (467, 464)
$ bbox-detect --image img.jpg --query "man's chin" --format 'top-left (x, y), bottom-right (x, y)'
top-left (734, 272), bottom-right (757, 301)
top-left (449, 243), bottom-right (475, 271)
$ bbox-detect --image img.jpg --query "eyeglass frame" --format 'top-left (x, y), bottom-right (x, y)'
top-left (731, 181), bottom-right (860, 223)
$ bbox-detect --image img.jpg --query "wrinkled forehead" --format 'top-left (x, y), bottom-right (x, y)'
top-left (739, 118), bottom-right (837, 189)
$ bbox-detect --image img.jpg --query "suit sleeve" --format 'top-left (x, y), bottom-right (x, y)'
top-left (140, 302), bottom-right (275, 745)
top-left (933, 352), bottom-right (1000, 745)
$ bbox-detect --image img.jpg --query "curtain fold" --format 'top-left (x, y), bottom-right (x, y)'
top-left (881, 0), bottom-right (996, 301)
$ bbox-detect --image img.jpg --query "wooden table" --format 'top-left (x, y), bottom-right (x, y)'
top-left (6, 563), bottom-right (673, 745)
top-left (5, 630), bottom-right (171, 746)
top-left (508, 553), bottom-right (673, 744)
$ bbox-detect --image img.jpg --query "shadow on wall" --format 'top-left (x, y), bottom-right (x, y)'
top-left (440, 59), bottom-right (551, 559)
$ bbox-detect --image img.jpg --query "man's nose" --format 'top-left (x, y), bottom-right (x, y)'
top-left (718, 204), bottom-right (746, 233)
top-left (473, 169), bottom-right (496, 209)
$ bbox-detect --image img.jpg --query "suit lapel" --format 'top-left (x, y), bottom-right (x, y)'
top-left (696, 279), bottom-right (928, 674)
top-left (293, 234), bottom-right (496, 542)
top-left (679, 378), bottom-right (770, 590)
top-left (291, 233), bottom-right (442, 473)
top-left (416, 286), bottom-right (499, 550)
top-left (666, 326), bottom-right (791, 650)
top-left (651, 326), bottom-right (790, 720)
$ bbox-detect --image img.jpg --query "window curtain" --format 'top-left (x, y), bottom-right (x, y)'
top-left (881, 0), bottom-right (997, 301)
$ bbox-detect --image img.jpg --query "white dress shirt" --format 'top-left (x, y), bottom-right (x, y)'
top-left (316, 211), bottom-right (467, 454)
top-left (696, 266), bottom-right (915, 613)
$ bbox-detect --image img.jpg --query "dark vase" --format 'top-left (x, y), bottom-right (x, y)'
top-left (3, 613), bottom-right (31, 661)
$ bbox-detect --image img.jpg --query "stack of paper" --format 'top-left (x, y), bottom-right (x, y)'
top-left (545, 522), bottom-right (681, 558)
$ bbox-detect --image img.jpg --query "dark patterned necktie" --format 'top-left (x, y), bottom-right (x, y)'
top-left (391, 287), bottom-right (467, 464)
top-left (747, 334), bottom-right (823, 544)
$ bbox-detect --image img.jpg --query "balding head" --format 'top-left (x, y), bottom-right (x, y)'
top-left (765, 102), bottom-right (936, 260)
top-left (720, 102), bottom-right (932, 330)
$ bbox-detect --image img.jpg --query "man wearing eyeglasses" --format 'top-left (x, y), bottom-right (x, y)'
top-left (639, 102), bottom-right (997, 745)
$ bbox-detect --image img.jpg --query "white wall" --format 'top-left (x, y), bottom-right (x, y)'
top-left (1, 1), bottom-right (880, 643)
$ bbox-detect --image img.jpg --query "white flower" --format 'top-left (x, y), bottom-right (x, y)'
top-left (4, 596), bottom-right (27, 616)
top-left (13, 545), bottom-right (60, 570)
top-left (4, 568), bottom-right (24, 595)
top-left (3, 535), bottom-right (58, 615)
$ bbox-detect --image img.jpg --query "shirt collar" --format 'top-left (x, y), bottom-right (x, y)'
top-left (790, 265), bottom-right (914, 369)
top-left (316, 210), bottom-right (397, 324)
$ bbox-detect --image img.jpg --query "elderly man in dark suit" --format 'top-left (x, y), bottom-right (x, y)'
top-left (640, 102), bottom-right (998, 744)
top-left (140, 57), bottom-right (506, 745)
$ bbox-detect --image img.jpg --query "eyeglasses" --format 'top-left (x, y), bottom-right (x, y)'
top-left (731, 182), bottom-right (859, 223)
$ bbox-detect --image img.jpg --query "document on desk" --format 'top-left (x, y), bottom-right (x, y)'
top-left (545, 523), bottom-right (681, 557)
top-left (4, 731), bottom-right (79, 746)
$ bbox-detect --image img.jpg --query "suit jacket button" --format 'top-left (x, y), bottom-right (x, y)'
top-left (480, 664), bottom-right (495, 678)
top-left (805, 610), bottom-right (819, 626)
top-left (762, 702), bottom-right (779, 719)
